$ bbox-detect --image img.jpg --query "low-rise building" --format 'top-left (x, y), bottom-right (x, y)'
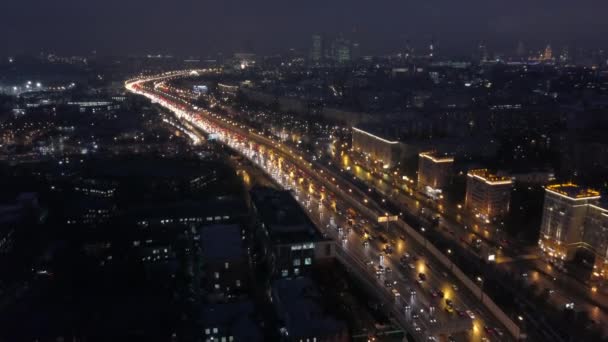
top-left (272, 277), bottom-right (349, 342)
top-left (251, 187), bottom-right (334, 278)
top-left (201, 224), bottom-right (250, 300)
top-left (200, 301), bottom-right (263, 342)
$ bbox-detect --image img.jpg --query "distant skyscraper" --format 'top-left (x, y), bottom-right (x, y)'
top-left (351, 42), bottom-right (360, 61)
top-left (543, 44), bottom-right (553, 61)
top-left (331, 36), bottom-right (351, 64)
top-left (478, 40), bottom-right (489, 62)
top-left (311, 34), bottom-right (323, 63)
top-left (429, 38), bottom-right (435, 59)
top-left (404, 39), bottom-right (412, 60)
top-left (559, 46), bottom-right (570, 64)
top-left (516, 41), bottom-right (526, 58)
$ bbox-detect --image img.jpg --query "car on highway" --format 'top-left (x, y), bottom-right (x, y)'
top-left (399, 234), bottom-right (407, 241)
top-left (363, 240), bottom-right (369, 247)
top-left (383, 244), bottom-right (394, 254)
top-left (408, 263), bottom-right (415, 269)
top-left (445, 299), bottom-right (453, 307)
top-left (452, 284), bottom-right (458, 291)
top-left (413, 322), bottom-right (421, 332)
top-left (484, 326), bottom-right (495, 335)
top-left (384, 280), bottom-right (394, 288)
top-left (409, 288), bottom-right (417, 296)
top-left (466, 310), bottom-right (476, 320)
top-left (385, 267), bottom-right (392, 274)
top-left (392, 288), bottom-right (401, 299)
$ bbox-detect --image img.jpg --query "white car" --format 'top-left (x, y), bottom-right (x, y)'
top-left (466, 310), bottom-right (475, 320)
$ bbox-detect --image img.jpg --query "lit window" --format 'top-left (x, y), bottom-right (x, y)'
top-left (224, 262), bottom-right (229, 269)
top-left (281, 269), bottom-right (288, 277)
top-left (214, 272), bottom-right (219, 279)
top-left (304, 257), bottom-right (312, 265)
top-left (293, 259), bottom-right (301, 266)
top-left (236, 279), bottom-right (241, 287)
top-left (213, 328), bottom-right (218, 334)
top-left (214, 284), bottom-right (220, 289)
top-left (205, 329), bottom-right (210, 335)
top-left (294, 268), bottom-right (300, 275)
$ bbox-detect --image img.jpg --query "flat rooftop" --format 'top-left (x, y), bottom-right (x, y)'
top-left (250, 187), bottom-right (324, 245)
top-left (272, 277), bottom-right (346, 338)
top-left (546, 183), bottom-right (601, 200)
top-left (352, 126), bottom-right (400, 144)
top-left (467, 169), bottom-right (513, 185)
top-left (201, 224), bottom-right (245, 260)
top-left (419, 151), bottom-right (454, 163)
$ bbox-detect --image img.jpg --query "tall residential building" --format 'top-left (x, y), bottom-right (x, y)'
top-left (538, 183), bottom-right (608, 274)
top-left (465, 169), bottom-right (513, 221)
top-left (417, 152), bottom-right (454, 193)
top-left (352, 127), bottom-right (403, 169)
top-left (311, 34), bottom-right (323, 63)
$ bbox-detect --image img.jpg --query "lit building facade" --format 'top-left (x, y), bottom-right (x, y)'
top-left (417, 151), bottom-right (454, 192)
top-left (352, 127), bottom-right (403, 169)
top-left (465, 169), bottom-right (513, 220)
top-left (538, 184), bottom-right (608, 277)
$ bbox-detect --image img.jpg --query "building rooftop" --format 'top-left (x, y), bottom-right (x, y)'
top-left (201, 224), bottom-right (245, 260)
top-left (419, 151), bottom-right (454, 163)
top-left (200, 301), bottom-right (262, 342)
top-left (467, 169), bottom-right (513, 185)
top-left (250, 187), bottom-right (324, 245)
top-left (272, 277), bottom-right (346, 339)
top-left (546, 183), bottom-right (601, 200)
top-left (352, 126), bottom-right (400, 144)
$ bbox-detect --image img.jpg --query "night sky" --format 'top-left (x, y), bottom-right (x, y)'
top-left (1, 0), bottom-right (606, 56)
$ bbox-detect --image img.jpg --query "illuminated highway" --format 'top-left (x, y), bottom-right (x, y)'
top-left (126, 71), bottom-right (514, 341)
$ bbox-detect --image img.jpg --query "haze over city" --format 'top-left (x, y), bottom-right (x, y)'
top-left (1, 0), bottom-right (608, 55)
top-left (2, 2), bottom-right (608, 342)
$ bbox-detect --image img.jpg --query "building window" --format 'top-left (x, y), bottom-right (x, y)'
top-left (281, 269), bottom-right (289, 277)
top-left (236, 279), bottom-right (241, 287)
top-left (221, 337), bottom-right (226, 342)
top-left (225, 262), bottom-right (229, 269)
top-left (214, 284), bottom-right (220, 290)
top-left (304, 257), bottom-right (312, 265)
top-left (214, 272), bottom-right (219, 279)
top-left (205, 329), bottom-right (210, 335)
top-left (229, 337), bottom-right (234, 342)
top-left (213, 328), bottom-right (218, 334)
top-left (294, 268), bottom-right (300, 275)
top-left (293, 259), bottom-right (301, 266)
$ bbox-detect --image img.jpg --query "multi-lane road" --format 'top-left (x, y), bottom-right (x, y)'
top-left (126, 71), bottom-right (516, 341)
